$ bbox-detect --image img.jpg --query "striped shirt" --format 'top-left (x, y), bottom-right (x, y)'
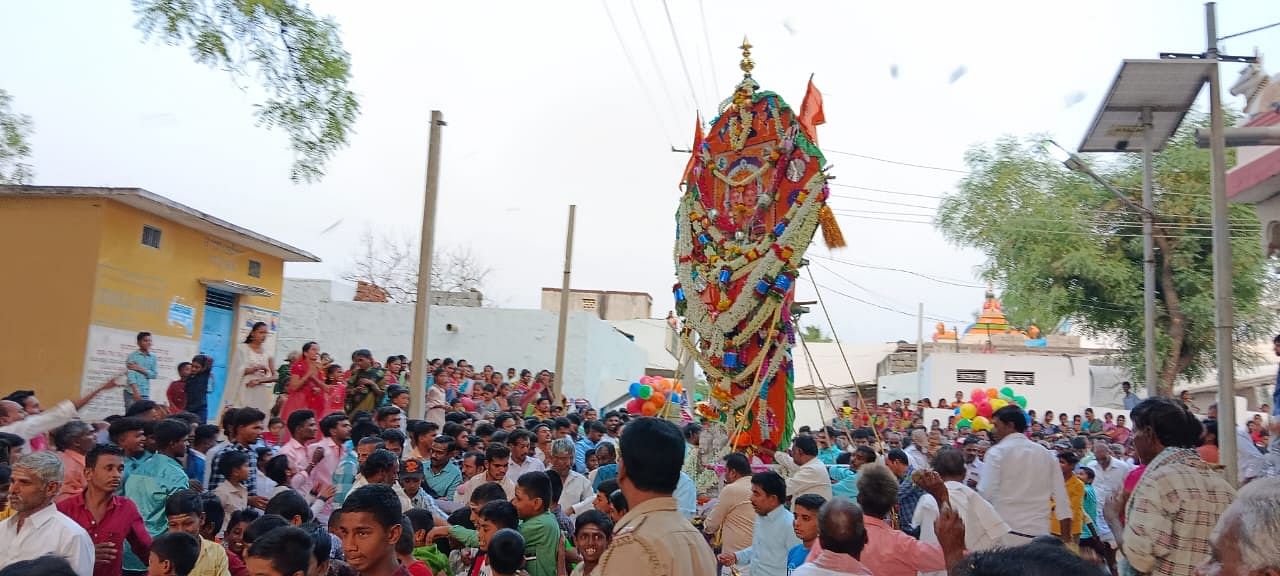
top-left (1122, 447), bottom-right (1235, 576)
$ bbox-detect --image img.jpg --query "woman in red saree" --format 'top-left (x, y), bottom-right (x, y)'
top-left (279, 341), bottom-right (326, 440)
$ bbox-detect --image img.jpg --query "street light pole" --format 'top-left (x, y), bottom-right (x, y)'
top-left (1204, 1), bottom-right (1238, 486)
top-left (1046, 140), bottom-right (1158, 395)
top-left (1141, 108), bottom-right (1158, 396)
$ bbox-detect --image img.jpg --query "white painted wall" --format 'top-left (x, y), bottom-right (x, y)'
top-left (277, 279), bottom-right (646, 407)
top-left (878, 353), bottom-right (1094, 416)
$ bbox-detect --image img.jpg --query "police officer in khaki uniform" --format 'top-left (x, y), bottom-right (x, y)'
top-left (593, 417), bottom-right (717, 576)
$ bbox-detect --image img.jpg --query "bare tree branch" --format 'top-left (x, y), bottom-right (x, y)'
top-left (342, 228), bottom-right (490, 303)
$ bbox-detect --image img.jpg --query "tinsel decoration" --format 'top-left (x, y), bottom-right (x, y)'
top-left (818, 204), bottom-right (846, 249)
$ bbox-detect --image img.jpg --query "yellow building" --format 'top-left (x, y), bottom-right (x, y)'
top-left (0, 185), bottom-right (318, 419)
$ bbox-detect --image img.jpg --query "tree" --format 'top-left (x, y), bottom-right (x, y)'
top-left (342, 228), bottom-right (491, 304)
top-left (937, 112), bottom-right (1275, 396)
top-left (133, 0), bottom-right (359, 182)
top-left (801, 325), bottom-right (832, 343)
top-left (0, 89), bottom-right (33, 184)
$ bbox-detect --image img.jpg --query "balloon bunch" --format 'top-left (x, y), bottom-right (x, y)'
top-left (625, 375), bottom-right (684, 417)
top-left (954, 386), bottom-right (1027, 431)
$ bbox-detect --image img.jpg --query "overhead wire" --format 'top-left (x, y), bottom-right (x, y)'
top-left (626, 0), bottom-right (686, 130)
top-left (810, 254), bottom-right (986, 289)
top-left (824, 148), bottom-right (971, 174)
top-left (600, 0), bottom-right (677, 147)
top-left (829, 211), bottom-right (1260, 239)
top-left (659, 0), bottom-right (706, 113)
top-left (813, 261), bottom-right (968, 322)
top-left (696, 0), bottom-right (721, 97)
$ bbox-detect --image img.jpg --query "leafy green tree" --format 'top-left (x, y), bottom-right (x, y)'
top-left (937, 113), bottom-right (1274, 396)
top-left (0, 89), bottom-right (33, 184)
top-left (2, 1), bottom-right (358, 183)
top-left (133, 0), bottom-right (359, 182)
top-left (801, 325), bottom-right (832, 343)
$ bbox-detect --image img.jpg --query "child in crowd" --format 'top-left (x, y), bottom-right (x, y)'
top-left (512, 472), bottom-right (560, 576)
top-left (245, 525), bottom-right (314, 576)
top-left (395, 518), bottom-right (432, 576)
top-left (569, 510), bottom-right (613, 576)
top-left (404, 509), bottom-right (449, 576)
top-left (265, 418), bottom-right (286, 447)
top-left (167, 362), bottom-right (192, 414)
top-left (223, 508), bottom-right (261, 562)
top-left (470, 500), bottom-right (520, 576)
top-left (334, 485), bottom-right (404, 576)
top-left (606, 489), bottom-right (628, 525)
top-left (487, 529), bottom-right (528, 576)
top-left (149, 532), bottom-right (202, 576)
top-left (212, 450), bottom-right (251, 533)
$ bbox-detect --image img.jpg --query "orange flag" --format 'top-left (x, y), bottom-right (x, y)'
top-left (799, 78), bottom-right (825, 144)
top-left (683, 114), bottom-right (704, 185)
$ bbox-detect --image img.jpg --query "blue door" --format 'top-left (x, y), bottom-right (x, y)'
top-left (199, 289), bottom-right (237, 416)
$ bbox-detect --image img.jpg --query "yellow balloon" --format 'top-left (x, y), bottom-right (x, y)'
top-left (989, 398), bottom-right (1008, 411)
top-left (960, 403), bottom-right (978, 420)
top-left (973, 415), bottom-right (991, 431)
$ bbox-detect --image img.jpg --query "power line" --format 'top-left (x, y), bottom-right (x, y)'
top-left (813, 261), bottom-right (969, 322)
top-left (828, 182), bottom-right (948, 200)
top-left (600, 0), bottom-right (676, 146)
top-left (832, 207), bottom-right (935, 219)
top-left (627, 0), bottom-right (685, 129)
top-left (696, 0), bottom-right (720, 95)
top-left (812, 281), bottom-right (963, 323)
top-left (659, 0), bottom-right (704, 112)
top-left (824, 148), bottom-right (970, 174)
top-left (830, 209), bottom-right (1261, 237)
top-left (1219, 20), bottom-right (1280, 41)
top-left (811, 254), bottom-right (987, 289)
top-left (829, 194), bottom-right (937, 211)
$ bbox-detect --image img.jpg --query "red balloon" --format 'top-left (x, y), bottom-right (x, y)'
top-left (626, 398), bottom-right (645, 414)
top-left (970, 388), bottom-right (987, 402)
top-left (977, 401), bottom-right (993, 418)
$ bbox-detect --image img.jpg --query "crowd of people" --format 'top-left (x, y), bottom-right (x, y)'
top-left (0, 331), bottom-right (1277, 576)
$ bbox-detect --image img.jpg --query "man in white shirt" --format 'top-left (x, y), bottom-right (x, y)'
top-left (504, 429), bottom-right (545, 483)
top-left (0, 378), bottom-right (119, 454)
top-left (717, 471), bottom-right (801, 576)
top-left (0, 452), bottom-right (95, 576)
top-left (905, 429), bottom-right (931, 471)
top-left (977, 405), bottom-right (1072, 544)
top-left (962, 437), bottom-right (984, 487)
top-left (546, 439), bottom-right (593, 515)
top-left (772, 435), bottom-right (833, 501)
top-left (1085, 439), bottom-right (1132, 500)
top-left (703, 453), bottom-right (756, 559)
top-left (914, 447), bottom-right (1009, 576)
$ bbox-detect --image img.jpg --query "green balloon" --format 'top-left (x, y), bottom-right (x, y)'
top-left (638, 385), bottom-right (652, 399)
top-left (956, 418), bottom-right (973, 429)
top-left (1014, 395), bottom-right (1028, 408)
top-left (999, 386), bottom-right (1015, 399)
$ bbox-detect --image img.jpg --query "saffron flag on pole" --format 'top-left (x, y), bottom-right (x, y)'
top-left (799, 78), bottom-right (825, 144)
top-left (683, 114), bottom-right (704, 185)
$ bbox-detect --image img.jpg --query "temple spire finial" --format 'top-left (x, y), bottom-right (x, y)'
top-left (739, 36), bottom-right (754, 77)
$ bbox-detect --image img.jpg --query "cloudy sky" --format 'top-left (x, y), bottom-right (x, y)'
top-left (4, 0), bottom-right (1278, 344)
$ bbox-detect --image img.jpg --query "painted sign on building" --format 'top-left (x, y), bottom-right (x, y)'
top-left (79, 324), bottom-right (198, 420)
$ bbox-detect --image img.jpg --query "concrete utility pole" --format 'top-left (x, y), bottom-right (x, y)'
top-left (410, 110), bottom-right (445, 420)
top-left (552, 205), bottom-right (577, 407)
top-left (1204, 2), bottom-right (1238, 486)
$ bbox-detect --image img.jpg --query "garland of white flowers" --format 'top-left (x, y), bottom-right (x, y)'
top-left (674, 173), bottom-right (824, 348)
